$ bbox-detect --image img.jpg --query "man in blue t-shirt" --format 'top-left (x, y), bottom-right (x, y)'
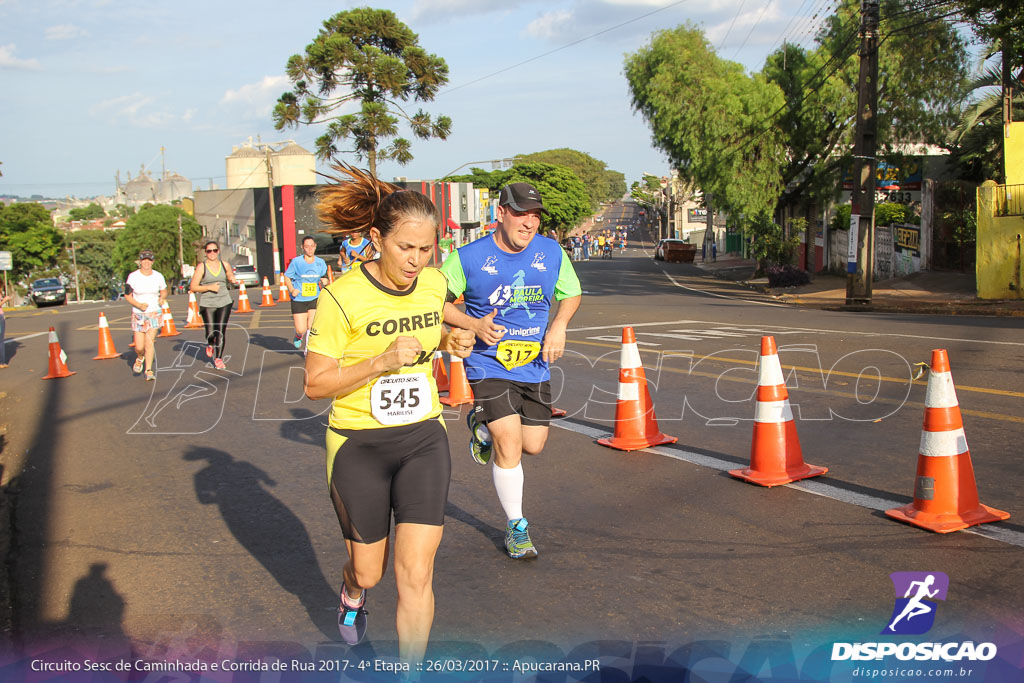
top-left (440, 182), bottom-right (582, 560)
top-left (283, 235), bottom-right (329, 350)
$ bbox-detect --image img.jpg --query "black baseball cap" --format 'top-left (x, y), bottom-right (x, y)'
top-left (499, 182), bottom-right (548, 214)
top-left (138, 250), bottom-right (155, 261)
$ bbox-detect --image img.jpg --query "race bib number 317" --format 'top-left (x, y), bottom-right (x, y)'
top-left (496, 340), bottom-right (541, 371)
top-left (370, 373), bottom-right (431, 425)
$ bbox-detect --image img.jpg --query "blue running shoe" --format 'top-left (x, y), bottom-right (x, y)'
top-left (338, 588), bottom-right (368, 645)
top-left (293, 335), bottom-right (303, 349)
top-left (505, 518), bottom-right (538, 559)
top-left (466, 410), bottom-right (492, 466)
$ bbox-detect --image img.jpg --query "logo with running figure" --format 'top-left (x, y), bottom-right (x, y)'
top-left (481, 256), bottom-right (498, 275)
top-left (883, 572), bottom-right (949, 635)
top-left (531, 252), bottom-right (547, 272)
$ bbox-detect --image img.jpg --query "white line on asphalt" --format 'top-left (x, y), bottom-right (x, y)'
top-left (569, 317), bottom-right (1024, 347)
top-left (553, 419), bottom-right (1024, 548)
top-left (6, 332), bottom-right (48, 344)
top-left (661, 270), bottom-right (792, 308)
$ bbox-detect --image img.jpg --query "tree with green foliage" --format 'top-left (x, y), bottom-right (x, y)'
top-left (445, 163), bottom-right (589, 241)
top-left (762, 0), bottom-right (968, 216)
top-left (0, 202), bottom-right (63, 286)
top-left (516, 148), bottom-right (618, 210)
top-left (64, 231), bottom-right (120, 300)
top-left (745, 212), bottom-right (804, 273)
top-left (113, 205), bottom-right (202, 281)
top-left (604, 170), bottom-right (626, 200)
top-left (68, 202), bottom-right (106, 222)
top-left (274, 7), bottom-right (452, 176)
top-left (625, 26), bottom-right (786, 222)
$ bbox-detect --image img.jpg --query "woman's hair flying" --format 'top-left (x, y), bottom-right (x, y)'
top-left (316, 162), bottom-right (439, 242)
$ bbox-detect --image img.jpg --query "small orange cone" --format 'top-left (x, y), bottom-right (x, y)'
top-left (236, 283), bottom-right (254, 313)
top-left (327, 265), bottom-right (334, 283)
top-left (93, 313), bottom-right (120, 360)
top-left (185, 292), bottom-right (203, 328)
top-left (158, 302), bottom-right (181, 338)
top-left (432, 350), bottom-right (450, 393)
top-left (885, 350), bottom-right (1009, 533)
top-left (277, 276), bottom-right (291, 303)
top-left (597, 327), bottom-right (677, 451)
top-left (440, 354), bottom-right (473, 406)
top-left (259, 277), bottom-right (276, 307)
top-left (43, 327), bottom-right (75, 379)
top-left (729, 336), bottom-right (827, 486)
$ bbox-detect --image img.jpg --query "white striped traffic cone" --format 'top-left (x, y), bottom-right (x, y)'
top-left (885, 349), bottom-right (1009, 533)
top-left (185, 292), bottom-right (203, 328)
top-left (597, 326), bottom-right (677, 451)
top-left (729, 336), bottom-right (827, 486)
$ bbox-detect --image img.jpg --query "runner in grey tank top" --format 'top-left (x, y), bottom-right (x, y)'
top-left (189, 241), bottom-right (238, 369)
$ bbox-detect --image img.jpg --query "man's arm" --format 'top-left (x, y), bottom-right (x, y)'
top-left (541, 294), bottom-right (580, 363)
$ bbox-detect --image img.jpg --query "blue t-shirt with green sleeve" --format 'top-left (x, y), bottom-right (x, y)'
top-left (440, 233), bottom-right (581, 383)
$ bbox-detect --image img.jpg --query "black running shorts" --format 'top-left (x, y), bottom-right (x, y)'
top-left (326, 418), bottom-right (450, 544)
top-left (290, 298), bottom-right (317, 315)
top-left (470, 379), bottom-right (551, 427)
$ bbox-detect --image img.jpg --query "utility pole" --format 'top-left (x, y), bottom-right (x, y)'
top-left (265, 147), bottom-right (281, 278)
top-left (845, 0), bottom-right (880, 306)
top-left (177, 213), bottom-right (185, 277)
top-left (69, 241), bottom-right (81, 303)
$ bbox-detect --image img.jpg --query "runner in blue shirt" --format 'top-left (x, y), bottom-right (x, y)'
top-left (340, 234), bottom-right (372, 273)
top-left (440, 182), bottom-right (582, 559)
top-left (284, 235), bottom-right (329, 350)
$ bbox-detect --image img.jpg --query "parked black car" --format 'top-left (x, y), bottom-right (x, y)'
top-left (29, 278), bottom-right (67, 306)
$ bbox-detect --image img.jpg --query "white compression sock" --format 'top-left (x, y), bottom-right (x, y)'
top-left (492, 462), bottom-right (524, 522)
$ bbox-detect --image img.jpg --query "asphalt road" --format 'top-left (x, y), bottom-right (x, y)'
top-left (1, 203), bottom-right (1022, 681)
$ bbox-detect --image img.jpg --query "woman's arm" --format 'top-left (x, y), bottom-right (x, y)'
top-left (304, 336), bottom-right (425, 401)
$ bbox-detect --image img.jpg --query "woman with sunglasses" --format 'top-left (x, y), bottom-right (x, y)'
top-left (189, 241), bottom-right (238, 369)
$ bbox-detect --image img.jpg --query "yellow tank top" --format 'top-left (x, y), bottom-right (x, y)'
top-left (307, 265), bottom-right (447, 430)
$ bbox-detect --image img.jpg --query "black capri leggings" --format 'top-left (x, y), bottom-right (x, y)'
top-left (200, 304), bottom-right (232, 359)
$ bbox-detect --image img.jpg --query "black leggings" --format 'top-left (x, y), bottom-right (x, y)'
top-left (200, 304), bottom-right (232, 359)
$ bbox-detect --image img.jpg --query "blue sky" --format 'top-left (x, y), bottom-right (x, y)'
top-left (1, 0), bottom-right (837, 199)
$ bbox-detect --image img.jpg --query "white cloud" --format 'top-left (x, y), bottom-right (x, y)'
top-left (525, 10), bottom-right (574, 40)
top-left (88, 92), bottom-right (176, 128)
top-left (0, 43), bottom-right (41, 70)
top-left (46, 24), bottom-right (88, 40)
top-left (220, 75), bottom-right (289, 118)
top-left (183, 108), bottom-right (197, 123)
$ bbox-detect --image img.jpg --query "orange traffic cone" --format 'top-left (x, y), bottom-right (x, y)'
top-left (277, 276), bottom-right (291, 303)
top-left (158, 302), bottom-right (181, 338)
top-left (259, 277), bottom-right (276, 307)
top-left (729, 336), bottom-right (827, 486)
top-left (440, 354), bottom-right (474, 406)
top-left (885, 349), bottom-right (1009, 532)
top-left (185, 292), bottom-right (203, 328)
top-left (597, 327), bottom-right (677, 451)
top-left (236, 283), bottom-right (254, 313)
top-left (327, 265), bottom-right (334, 283)
top-left (432, 351), bottom-right (450, 393)
top-left (43, 327), bottom-right (75, 379)
top-left (93, 313), bottom-right (120, 360)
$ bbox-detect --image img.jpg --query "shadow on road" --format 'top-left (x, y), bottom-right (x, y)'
top-left (183, 446), bottom-right (337, 641)
top-left (444, 501), bottom-right (505, 554)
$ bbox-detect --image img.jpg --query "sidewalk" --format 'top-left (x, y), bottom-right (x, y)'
top-left (695, 253), bottom-right (1024, 316)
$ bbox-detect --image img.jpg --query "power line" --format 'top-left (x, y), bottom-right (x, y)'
top-left (717, 0), bottom-right (749, 51)
top-left (439, 0), bottom-right (695, 96)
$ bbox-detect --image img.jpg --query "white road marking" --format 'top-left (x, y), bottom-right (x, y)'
top-left (553, 418), bottom-right (1024, 548)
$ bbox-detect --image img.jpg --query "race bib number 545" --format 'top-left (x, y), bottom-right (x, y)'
top-left (496, 340), bottom-right (541, 371)
top-left (370, 373), bottom-right (431, 426)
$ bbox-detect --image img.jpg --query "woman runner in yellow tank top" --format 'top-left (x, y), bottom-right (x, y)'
top-left (303, 164), bottom-right (473, 670)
